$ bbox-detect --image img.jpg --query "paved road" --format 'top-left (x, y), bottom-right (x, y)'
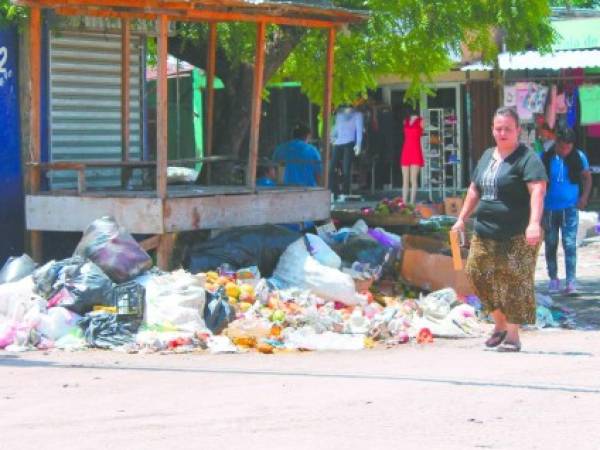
top-left (2, 329), bottom-right (600, 450)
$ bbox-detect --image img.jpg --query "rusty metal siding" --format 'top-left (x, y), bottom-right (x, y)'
top-left (49, 30), bottom-right (143, 189)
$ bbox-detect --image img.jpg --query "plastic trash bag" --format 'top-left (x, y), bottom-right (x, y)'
top-left (37, 307), bottom-right (82, 341)
top-left (419, 288), bottom-right (458, 320)
top-left (33, 257), bottom-right (86, 299)
top-left (0, 276), bottom-right (46, 322)
top-left (204, 287), bottom-right (235, 335)
top-left (536, 305), bottom-right (560, 329)
top-left (0, 319), bottom-right (18, 349)
top-left (78, 312), bottom-right (139, 349)
top-left (283, 327), bottom-right (365, 351)
top-left (35, 259), bottom-right (114, 315)
top-left (272, 238), bottom-right (366, 306)
top-left (304, 234), bottom-right (342, 269)
top-left (74, 216), bottom-right (152, 283)
top-left (144, 270), bottom-right (207, 332)
top-left (167, 166), bottom-right (199, 184)
top-left (187, 225), bottom-right (301, 276)
top-left (332, 234), bottom-right (389, 267)
top-left (367, 228), bottom-right (402, 250)
top-left (578, 211), bottom-right (599, 246)
top-left (0, 254), bottom-right (37, 284)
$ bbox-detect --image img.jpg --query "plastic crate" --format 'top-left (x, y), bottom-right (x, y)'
top-left (111, 281), bottom-right (145, 319)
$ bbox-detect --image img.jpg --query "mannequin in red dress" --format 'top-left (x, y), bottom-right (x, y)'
top-left (400, 110), bottom-right (424, 204)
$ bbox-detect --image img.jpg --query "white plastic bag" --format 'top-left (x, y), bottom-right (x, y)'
top-left (418, 288), bottom-right (457, 320)
top-left (167, 166), bottom-right (199, 184)
top-left (0, 276), bottom-right (46, 322)
top-left (283, 327), bottom-right (365, 351)
top-left (272, 238), bottom-right (365, 306)
top-left (38, 307), bottom-right (82, 341)
top-left (144, 270), bottom-right (207, 332)
top-left (351, 219), bottom-right (369, 235)
top-left (578, 211), bottom-right (599, 246)
top-left (304, 234), bottom-right (342, 269)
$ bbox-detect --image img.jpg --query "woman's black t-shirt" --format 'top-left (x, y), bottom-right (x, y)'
top-left (471, 144), bottom-right (548, 240)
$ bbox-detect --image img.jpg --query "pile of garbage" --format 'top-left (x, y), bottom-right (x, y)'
top-left (0, 215), bottom-right (566, 355)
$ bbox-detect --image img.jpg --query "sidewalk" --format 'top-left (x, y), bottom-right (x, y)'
top-left (535, 237), bottom-right (600, 329)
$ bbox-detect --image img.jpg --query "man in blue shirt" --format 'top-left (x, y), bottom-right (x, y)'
top-left (272, 124), bottom-right (322, 187)
top-left (542, 128), bottom-right (592, 295)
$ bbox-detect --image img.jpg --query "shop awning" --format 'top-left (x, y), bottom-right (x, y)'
top-left (461, 15), bottom-right (600, 72)
top-left (461, 49), bottom-right (600, 72)
top-left (498, 49), bottom-right (600, 70)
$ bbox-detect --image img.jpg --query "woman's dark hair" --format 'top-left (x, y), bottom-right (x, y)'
top-left (292, 124), bottom-right (311, 140)
top-left (494, 106), bottom-right (520, 127)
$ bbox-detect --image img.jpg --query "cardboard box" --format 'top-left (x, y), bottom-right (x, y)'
top-left (399, 234), bottom-right (474, 296)
top-left (443, 197), bottom-right (464, 217)
top-left (415, 203), bottom-right (443, 219)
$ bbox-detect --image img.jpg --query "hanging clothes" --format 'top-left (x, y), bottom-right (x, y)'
top-left (587, 124), bottom-right (600, 138)
top-left (579, 85), bottom-right (600, 125)
top-left (400, 116), bottom-right (424, 167)
top-left (515, 83), bottom-right (533, 121)
top-left (545, 85), bottom-right (558, 129)
top-left (526, 84), bottom-right (549, 114)
top-left (504, 85), bottom-right (517, 107)
top-left (566, 88), bottom-right (579, 129)
top-left (369, 105), bottom-right (395, 161)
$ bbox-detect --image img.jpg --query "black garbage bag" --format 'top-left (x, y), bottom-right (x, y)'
top-left (332, 234), bottom-right (389, 267)
top-left (187, 225), bottom-right (301, 276)
top-left (78, 313), bottom-right (139, 349)
top-left (32, 257), bottom-right (114, 315)
top-left (0, 254), bottom-right (37, 284)
top-left (32, 257), bottom-right (87, 298)
top-left (203, 287), bottom-right (235, 335)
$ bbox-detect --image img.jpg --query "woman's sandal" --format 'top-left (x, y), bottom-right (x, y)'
top-left (485, 330), bottom-right (507, 348)
top-left (497, 342), bottom-right (521, 353)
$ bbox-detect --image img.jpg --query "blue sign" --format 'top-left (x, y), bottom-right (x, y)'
top-left (0, 26), bottom-right (24, 263)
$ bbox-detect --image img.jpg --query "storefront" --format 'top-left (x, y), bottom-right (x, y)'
top-left (360, 70), bottom-right (494, 201)
top-left (462, 13), bottom-right (600, 199)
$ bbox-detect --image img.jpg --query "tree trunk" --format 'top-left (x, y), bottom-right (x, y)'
top-left (168, 26), bottom-right (307, 160)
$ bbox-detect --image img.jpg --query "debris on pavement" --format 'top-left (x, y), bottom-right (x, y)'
top-left (0, 215), bottom-right (576, 355)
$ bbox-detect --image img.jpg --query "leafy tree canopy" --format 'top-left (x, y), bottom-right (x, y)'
top-left (176, 0), bottom-right (556, 106)
top-left (0, 0), bottom-right (27, 28)
top-left (1, 0), bottom-right (558, 105)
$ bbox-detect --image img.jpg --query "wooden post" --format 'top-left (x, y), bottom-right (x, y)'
top-left (156, 15), bottom-right (168, 199)
top-left (205, 22), bottom-right (217, 183)
top-left (120, 18), bottom-right (131, 188)
top-left (321, 27), bottom-right (336, 189)
top-left (28, 6), bottom-right (42, 262)
top-left (157, 233), bottom-right (176, 271)
top-left (246, 21), bottom-right (266, 189)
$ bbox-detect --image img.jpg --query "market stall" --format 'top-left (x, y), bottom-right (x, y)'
top-left (18, 0), bottom-right (366, 268)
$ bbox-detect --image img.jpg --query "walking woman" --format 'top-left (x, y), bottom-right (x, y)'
top-left (452, 107), bottom-right (547, 352)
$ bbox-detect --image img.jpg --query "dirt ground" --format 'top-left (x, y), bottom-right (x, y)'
top-left (1, 241), bottom-right (598, 450)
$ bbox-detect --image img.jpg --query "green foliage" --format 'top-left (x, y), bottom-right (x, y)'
top-left (0, 0), bottom-right (558, 108)
top-left (0, 0), bottom-right (28, 28)
top-left (277, 0), bottom-right (556, 106)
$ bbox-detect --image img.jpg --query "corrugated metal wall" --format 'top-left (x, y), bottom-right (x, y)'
top-left (49, 30), bottom-right (143, 189)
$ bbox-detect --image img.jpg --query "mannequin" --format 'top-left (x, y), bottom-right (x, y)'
top-left (400, 109), bottom-right (424, 204)
top-left (330, 105), bottom-right (364, 198)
